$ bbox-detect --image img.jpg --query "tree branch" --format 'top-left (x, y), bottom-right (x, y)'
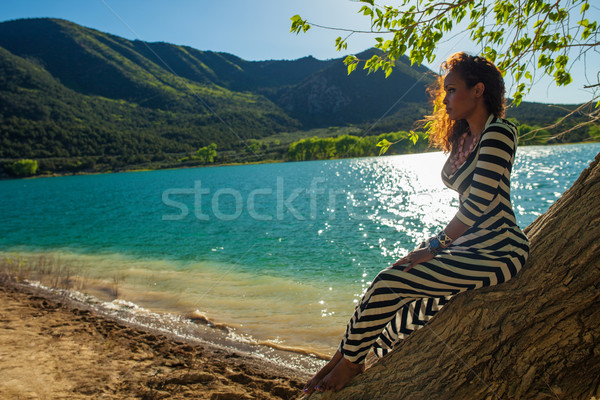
top-left (519, 99), bottom-right (600, 142)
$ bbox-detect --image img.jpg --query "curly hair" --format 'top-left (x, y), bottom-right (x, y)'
top-left (426, 52), bottom-right (506, 153)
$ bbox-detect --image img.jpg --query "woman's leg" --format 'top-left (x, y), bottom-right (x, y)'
top-left (372, 295), bottom-right (452, 358)
top-left (339, 262), bottom-right (465, 365)
top-left (309, 268), bottom-right (448, 392)
top-left (313, 250), bottom-right (524, 392)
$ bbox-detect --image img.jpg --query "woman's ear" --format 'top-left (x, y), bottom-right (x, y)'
top-left (474, 82), bottom-right (485, 98)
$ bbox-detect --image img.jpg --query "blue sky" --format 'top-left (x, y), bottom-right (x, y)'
top-left (1, 0), bottom-right (598, 104)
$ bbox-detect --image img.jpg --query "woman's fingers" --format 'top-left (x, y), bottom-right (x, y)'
top-left (396, 249), bottom-right (435, 271)
top-left (403, 256), bottom-right (418, 272)
top-left (393, 256), bottom-right (410, 267)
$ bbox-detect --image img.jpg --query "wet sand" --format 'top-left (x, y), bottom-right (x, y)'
top-left (0, 281), bottom-right (309, 399)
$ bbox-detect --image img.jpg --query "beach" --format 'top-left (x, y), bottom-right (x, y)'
top-left (0, 280), bottom-right (309, 400)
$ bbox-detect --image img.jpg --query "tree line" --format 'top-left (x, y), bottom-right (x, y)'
top-left (286, 131), bottom-right (429, 161)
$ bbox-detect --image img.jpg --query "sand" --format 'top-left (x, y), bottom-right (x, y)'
top-left (0, 281), bottom-right (309, 399)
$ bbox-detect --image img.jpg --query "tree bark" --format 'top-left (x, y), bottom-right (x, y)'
top-left (312, 151), bottom-right (600, 400)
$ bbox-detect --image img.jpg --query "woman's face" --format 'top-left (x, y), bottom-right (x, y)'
top-left (443, 70), bottom-right (480, 121)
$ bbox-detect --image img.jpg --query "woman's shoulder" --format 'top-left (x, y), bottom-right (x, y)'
top-left (483, 115), bottom-right (519, 141)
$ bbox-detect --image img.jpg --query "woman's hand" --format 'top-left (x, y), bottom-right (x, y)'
top-left (393, 248), bottom-right (435, 272)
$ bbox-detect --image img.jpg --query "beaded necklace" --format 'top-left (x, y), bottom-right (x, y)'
top-left (448, 130), bottom-right (480, 174)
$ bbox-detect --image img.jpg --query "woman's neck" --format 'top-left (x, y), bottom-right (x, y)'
top-left (466, 107), bottom-right (491, 136)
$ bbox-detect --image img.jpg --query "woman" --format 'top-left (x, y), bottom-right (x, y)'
top-left (303, 52), bottom-right (530, 394)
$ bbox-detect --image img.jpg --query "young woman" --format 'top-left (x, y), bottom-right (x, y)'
top-left (303, 52), bottom-right (530, 394)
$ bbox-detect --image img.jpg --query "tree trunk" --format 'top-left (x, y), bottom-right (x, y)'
top-left (312, 152), bottom-right (600, 400)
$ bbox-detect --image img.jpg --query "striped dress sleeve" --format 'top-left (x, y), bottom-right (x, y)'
top-left (454, 124), bottom-right (516, 227)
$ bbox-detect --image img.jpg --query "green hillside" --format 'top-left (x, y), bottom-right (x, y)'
top-left (271, 48), bottom-right (435, 128)
top-left (0, 18), bottom-right (595, 177)
top-left (0, 18), bottom-right (305, 173)
top-left (0, 42), bottom-right (297, 162)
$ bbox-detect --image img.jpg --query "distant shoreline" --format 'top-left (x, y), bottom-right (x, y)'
top-left (0, 158), bottom-right (286, 181)
top-left (2, 140), bottom-right (597, 181)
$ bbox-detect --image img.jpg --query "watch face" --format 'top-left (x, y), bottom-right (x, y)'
top-left (429, 238), bottom-right (440, 248)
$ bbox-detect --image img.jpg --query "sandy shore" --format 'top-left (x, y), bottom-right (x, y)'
top-left (0, 281), bottom-right (309, 399)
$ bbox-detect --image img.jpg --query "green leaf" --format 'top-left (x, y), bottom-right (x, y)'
top-left (343, 55), bottom-right (358, 65)
top-left (409, 131), bottom-right (419, 145)
top-left (376, 139), bottom-right (391, 155)
top-left (361, 6), bottom-right (373, 16)
top-left (581, 1), bottom-right (590, 14)
top-left (581, 2), bottom-right (590, 13)
top-left (347, 62), bottom-right (358, 75)
top-left (385, 65), bottom-right (393, 78)
top-left (290, 15), bottom-right (310, 34)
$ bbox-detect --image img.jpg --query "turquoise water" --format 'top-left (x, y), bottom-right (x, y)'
top-left (0, 142), bottom-right (598, 355)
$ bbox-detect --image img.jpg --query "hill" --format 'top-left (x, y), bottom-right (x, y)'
top-left (0, 18), bottom-right (595, 176)
top-left (270, 48), bottom-right (434, 128)
top-left (0, 19), bottom-right (301, 151)
top-left (0, 18), bottom-right (435, 173)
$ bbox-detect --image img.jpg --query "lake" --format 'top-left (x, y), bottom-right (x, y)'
top-left (0, 142), bottom-right (598, 360)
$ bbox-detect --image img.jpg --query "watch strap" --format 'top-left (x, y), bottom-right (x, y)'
top-left (437, 230), bottom-right (454, 247)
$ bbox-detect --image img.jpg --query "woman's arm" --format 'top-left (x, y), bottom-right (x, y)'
top-left (443, 216), bottom-right (471, 243)
top-left (395, 121), bottom-right (517, 271)
top-left (393, 217), bottom-right (470, 271)
top-left (454, 124), bottom-right (516, 226)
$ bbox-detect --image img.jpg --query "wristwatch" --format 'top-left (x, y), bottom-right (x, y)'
top-left (426, 237), bottom-right (443, 255)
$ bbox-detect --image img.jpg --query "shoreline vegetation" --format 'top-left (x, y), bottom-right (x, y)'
top-left (0, 252), bottom-right (315, 399)
top-left (2, 126), bottom-right (598, 181)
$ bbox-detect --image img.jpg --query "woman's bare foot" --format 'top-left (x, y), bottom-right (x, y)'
top-left (315, 357), bottom-right (365, 392)
top-left (303, 350), bottom-right (343, 395)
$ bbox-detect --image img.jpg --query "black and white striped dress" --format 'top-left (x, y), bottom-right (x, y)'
top-left (339, 114), bottom-right (530, 363)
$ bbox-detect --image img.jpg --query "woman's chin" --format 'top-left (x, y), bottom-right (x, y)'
top-left (446, 112), bottom-right (463, 121)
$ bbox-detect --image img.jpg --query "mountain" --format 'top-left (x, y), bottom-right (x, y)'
top-left (0, 18), bottom-right (301, 124)
top-left (0, 18), bottom-right (313, 168)
top-left (272, 48), bottom-right (434, 127)
top-left (0, 18), bottom-right (336, 110)
top-left (0, 18), bottom-right (592, 175)
top-left (0, 18), bottom-right (437, 168)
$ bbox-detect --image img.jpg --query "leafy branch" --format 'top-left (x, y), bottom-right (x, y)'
top-left (376, 131), bottom-right (421, 155)
top-left (518, 100), bottom-right (600, 142)
top-left (291, 0), bottom-right (599, 112)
